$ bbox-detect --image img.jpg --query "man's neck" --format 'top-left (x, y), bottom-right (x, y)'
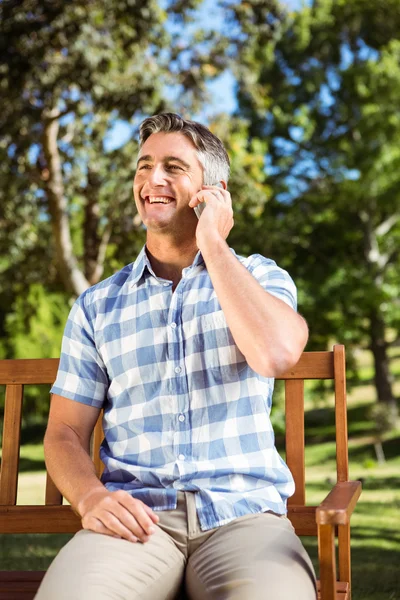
top-left (145, 235), bottom-right (199, 286)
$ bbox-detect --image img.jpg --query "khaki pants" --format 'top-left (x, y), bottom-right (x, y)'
top-left (35, 491), bottom-right (316, 600)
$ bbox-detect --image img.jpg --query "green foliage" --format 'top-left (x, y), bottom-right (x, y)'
top-left (0, 284), bottom-right (70, 421)
top-left (225, 0), bottom-right (400, 404)
top-left (2, 284), bottom-right (69, 360)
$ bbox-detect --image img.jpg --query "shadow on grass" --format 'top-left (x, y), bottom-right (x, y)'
top-left (0, 533), bottom-right (73, 570)
top-left (289, 434), bottom-right (400, 467)
top-left (353, 476), bottom-right (400, 492)
top-left (349, 436), bottom-right (400, 463)
top-left (18, 457), bottom-right (46, 472)
top-left (302, 538), bottom-right (400, 600)
top-left (20, 422), bottom-right (47, 446)
top-left (304, 402), bottom-right (378, 441)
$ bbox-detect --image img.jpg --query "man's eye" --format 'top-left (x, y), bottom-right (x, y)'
top-left (139, 165), bottom-right (151, 170)
top-left (167, 165), bottom-right (182, 170)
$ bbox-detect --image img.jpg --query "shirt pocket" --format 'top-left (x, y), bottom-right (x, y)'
top-left (195, 309), bottom-right (248, 383)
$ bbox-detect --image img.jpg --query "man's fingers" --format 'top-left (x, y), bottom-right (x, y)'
top-left (116, 492), bottom-right (158, 536)
top-left (101, 510), bottom-right (147, 543)
top-left (115, 504), bottom-right (154, 540)
top-left (79, 490), bottom-right (159, 543)
top-left (83, 515), bottom-right (138, 543)
top-left (143, 503), bottom-right (160, 524)
top-left (202, 186), bottom-right (229, 203)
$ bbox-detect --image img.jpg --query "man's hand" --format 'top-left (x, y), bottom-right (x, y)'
top-left (77, 487), bottom-right (160, 543)
top-left (189, 185), bottom-right (234, 250)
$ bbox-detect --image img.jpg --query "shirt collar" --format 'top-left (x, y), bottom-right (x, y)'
top-left (128, 245), bottom-right (205, 288)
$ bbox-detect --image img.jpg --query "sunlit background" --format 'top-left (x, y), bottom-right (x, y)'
top-left (0, 1), bottom-right (399, 598)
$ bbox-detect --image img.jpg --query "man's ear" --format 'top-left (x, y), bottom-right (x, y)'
top-left (215, 181), bottom-right (227, 190)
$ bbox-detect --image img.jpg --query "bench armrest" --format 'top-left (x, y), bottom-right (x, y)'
top-left (316, 480), bottom-right (362, 526)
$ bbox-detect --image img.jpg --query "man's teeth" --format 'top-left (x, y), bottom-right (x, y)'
top-left (147, 197), bottom-right (173, 204)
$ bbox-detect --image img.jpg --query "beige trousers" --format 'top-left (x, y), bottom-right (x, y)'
top-left (35, 491), bottom-right (316, 600)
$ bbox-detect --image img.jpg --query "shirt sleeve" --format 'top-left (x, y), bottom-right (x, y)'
top-left (50, 294), bottom-right (109, 407)
top-left (247, 254), bottom-right (297, 311)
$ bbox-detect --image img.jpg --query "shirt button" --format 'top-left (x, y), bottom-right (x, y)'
top-left (174, 366), bottom-right (182, 374)
top-left (170, 322), bottom-right (177, 329)
top-left (178, 414), bottom-right (185, 422)
top-left (163, 282), bottom-right (169, 287)
top-left (178, 454), bottom-right (185, 461)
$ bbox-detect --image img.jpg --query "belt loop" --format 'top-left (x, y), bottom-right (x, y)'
top-left (186, 492), bottom-right (198, 537)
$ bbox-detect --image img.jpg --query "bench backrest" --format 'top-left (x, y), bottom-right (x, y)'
top-left (0, 345), bottom-right (348, 537)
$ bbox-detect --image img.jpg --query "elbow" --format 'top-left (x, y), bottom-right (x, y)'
top-left (269, 346), bottom-right (303, 377)
top-left (249, 349), bottom-right (300, 378)
top-left (248, 318), bottom-right (309, 378)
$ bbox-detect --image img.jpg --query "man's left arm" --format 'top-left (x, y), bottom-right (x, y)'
top-left (190, 185), bottom-right (308, 377)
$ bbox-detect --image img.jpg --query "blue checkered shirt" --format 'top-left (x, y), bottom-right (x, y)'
top-left (51, 245), bottom-right (297, 531)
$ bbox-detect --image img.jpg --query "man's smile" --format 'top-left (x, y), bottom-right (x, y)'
top-left (143, 195), bottom-right (176, 204)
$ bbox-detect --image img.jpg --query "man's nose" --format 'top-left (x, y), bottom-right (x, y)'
top-left (148, 164), bottom-right (168, 186)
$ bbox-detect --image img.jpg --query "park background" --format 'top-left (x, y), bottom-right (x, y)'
top-left (0, 0), bottom-right (399, 598)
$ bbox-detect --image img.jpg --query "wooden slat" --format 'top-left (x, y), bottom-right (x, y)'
top-left (0, 572), bottom-right (45, 582)
top-left (338, 524), bottom-right (351, 593)
top-left (0, 385), bottom-right (23, 505)
top-left (0, 359), bottom-right (59, 385)
top-left (287, 505), bottom-right (317, 535)
top-left (318, 523), bottom-right (337, 600)
top-left (45, 472), bottom-right (63, 506)
top-left (0, 572), bottom-right (45, 600)
top-left (277, 352), bottom-right (334, 380)
top-left (316, 581), bottom-right (349, 600)
top-left (0, 505), bottom-right (81, 533)
top-left (0, 574), bottom-right (350, 600)
top-left (92, 413), bottom-right (105, 478)
top-left (285, 379), bottom-right (305, 506)
top-left (0, 592), bottom-right (38, 600)
top-left (333, 345), bottom-right (349, 482)
top-left (316, 481), bottom-right (362, 526)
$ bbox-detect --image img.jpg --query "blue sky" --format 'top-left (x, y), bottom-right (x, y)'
top-left (105, 0), bottom-right (307, 150)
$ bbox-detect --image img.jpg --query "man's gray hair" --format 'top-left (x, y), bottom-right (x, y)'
top-left (138, 113), bottom-right (230, 185)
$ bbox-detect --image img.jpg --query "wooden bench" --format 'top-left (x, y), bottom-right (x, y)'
top-left (0, 345), bottom-right (361, 600)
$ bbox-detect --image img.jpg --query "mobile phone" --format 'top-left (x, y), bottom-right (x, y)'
top-left (194, 182), bottom-right (223, 219)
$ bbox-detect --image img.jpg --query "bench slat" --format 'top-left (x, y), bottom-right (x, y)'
top-left (0, 505), bottom-right (81, 533)
top-left (0, 573), bottom-right (349, 600)
top-left (0, 359), bottom-right (58, 384)
top-left (277, 352), bottom-right (334, 380)
top-left (0, 384), bottom-right (23, 505)
top-left (45, 472), bottom-right (63, 506)
top-left (285, 380), bottom-right (305, 506)
top-left (0, 504), bottom-right (319, 536)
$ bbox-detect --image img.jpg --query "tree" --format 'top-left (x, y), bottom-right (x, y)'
top-left (0, 0), bottom-right (234, 370)
top-left (224, 0), bottom-right (400, 412)
top-left (0, 0), bottom-right (229, 298)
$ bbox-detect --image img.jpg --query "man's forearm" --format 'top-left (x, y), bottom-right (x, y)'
top-left (200, 236), bottom-right (308, 376)
top-left (44, 427), bottom-right (105, 515)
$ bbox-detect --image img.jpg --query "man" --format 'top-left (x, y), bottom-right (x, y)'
top-left (36, 113), bottom-right (316, 600)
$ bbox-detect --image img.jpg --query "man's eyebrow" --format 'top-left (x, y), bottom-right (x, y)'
top-left (136, 155), bottom-right (191, 169)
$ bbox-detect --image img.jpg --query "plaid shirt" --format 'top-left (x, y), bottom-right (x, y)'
top-left (52, 245), bottom-right (297, 531)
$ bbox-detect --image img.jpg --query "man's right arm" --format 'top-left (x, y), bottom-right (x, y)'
top-left (44, 394), bottom-right (159, 543)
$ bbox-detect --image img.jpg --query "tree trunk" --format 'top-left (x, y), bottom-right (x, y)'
top-left (369, 307), bottom-right (397, 417)
top-left (42, 109), bottom-right (90, 297)
top-left (84, 169), bottom-right (103, 285)
top-left (83, 169), bottom-right (113, 286)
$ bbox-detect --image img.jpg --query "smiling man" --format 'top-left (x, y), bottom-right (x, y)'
top-left (36, 114), bottom-right (316, 600)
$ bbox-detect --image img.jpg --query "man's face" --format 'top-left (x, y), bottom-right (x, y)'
top-left (133, 131), bottom-right (203, 233)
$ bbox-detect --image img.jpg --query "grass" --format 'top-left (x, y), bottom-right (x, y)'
top-left (0, 358), bottom-right (399, 600)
